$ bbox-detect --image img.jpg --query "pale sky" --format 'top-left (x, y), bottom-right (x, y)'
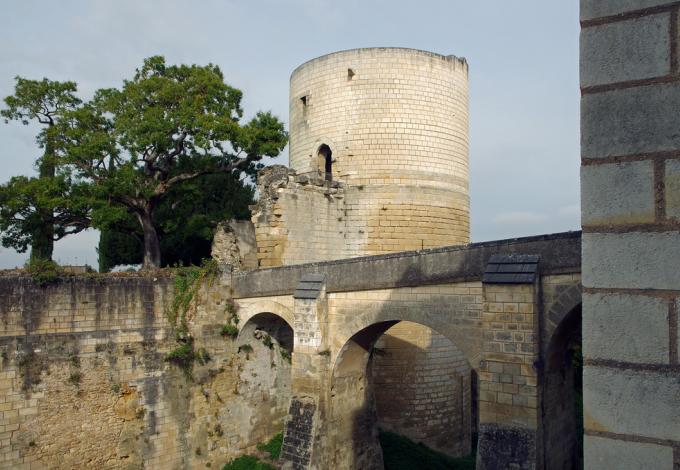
top-left (0, 0), bottom-right (580, 269)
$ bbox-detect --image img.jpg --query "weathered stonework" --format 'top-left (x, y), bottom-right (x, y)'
top-left (211, 220), bottom-right (258, 270)
top-left (581, 1), bottom-right (680, 468)
top-left (0, 232), bottom-right (582, 469)
top-left (247, 48), bottom-right (470, 269)
top-left (0, 275), bottom-right (292, 469)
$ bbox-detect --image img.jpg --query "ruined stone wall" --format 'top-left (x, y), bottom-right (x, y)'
top-left (580, 1), bottom-right (680, 468)
top-left (0, 274), bottom-right (290, 470)
top-left (250, 166), bottom-right (357, 267)
top-left (250, 163), bottom-right (471, 267)
top-left (211, 220), bottom-right (258, 270)
top-left (252, 48), bottom-right (470, 268)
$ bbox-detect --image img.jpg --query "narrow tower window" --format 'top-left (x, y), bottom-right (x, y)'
top-left (347, 68), bottom-right (355, 80)
top-left (300, 95), bottom-right (308, 106)
top-left (317, 144), bottom-right (333, 181)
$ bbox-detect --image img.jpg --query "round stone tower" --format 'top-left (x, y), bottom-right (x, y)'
top-left (289, 47), bottom-right (470, 253)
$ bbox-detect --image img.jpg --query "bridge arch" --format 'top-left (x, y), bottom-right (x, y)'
top-left (545, 283), bottom-right (582, 349)
top-left (232, 301), bottom-right (295, 448)
top-left (542, 285), bottom-right (582, 470)
top-left (328, 318), bottom-right (475, 469)
top-left (237, 299), bottom-right (294, 331)
top-left (331, 303), bottom-right (483, 369)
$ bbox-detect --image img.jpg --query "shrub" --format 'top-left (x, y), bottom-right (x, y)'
top-left (221, 455), bottom-right (274, 470)
top-left (165, 342), bottom-right (195, 370)
top-left (220, 324), bottom-right (238, 339)
top-left (279, 348), bottom-right (291, 363)
top-left (68, 372), bottom-right (82, 386)
top-left (25, 258), bottom-right (61, 287)
top-left (256, 432), bottom-right (283, 460)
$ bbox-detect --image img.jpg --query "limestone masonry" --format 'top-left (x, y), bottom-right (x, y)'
top-left (580, 1), bottom-right (680, 469)
top-left (1, 25), bottom-right (677, 470)
top-left (253, 48), bottom-right (469, 267)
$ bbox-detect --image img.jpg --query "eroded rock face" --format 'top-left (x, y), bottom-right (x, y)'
top-left (211, 223), bottom-right (242, 268)
top-left (211, 220), bottom-right (258, 270)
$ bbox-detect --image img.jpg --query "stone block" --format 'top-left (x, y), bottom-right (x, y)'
top-left (582, 232), bottom-right (680, 289)
top-left (581, 83), bottom-right (680, 158)
top-left (665, 158), bottom-right (680, 220)
top-left (584, 367), bottom-right (680, 441)
top-left (583, 292), bottom-right (669, 363)
top-left (584, 435), bottom-right (674, 470)
top-left (580, 13), bottom-right (670, 87)
top-left (581, 161), bottom-right (655, 225)
top-left (581, 0), bottom-right (676, 21)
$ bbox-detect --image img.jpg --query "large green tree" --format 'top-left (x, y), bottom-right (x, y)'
top-left (57, 56), bottom-right (287, 269)
top-left (1, 78), bottom-right (87, 262)
top-left (98, 171), bottom-right (255, 271)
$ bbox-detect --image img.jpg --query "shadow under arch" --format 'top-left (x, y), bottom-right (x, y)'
top-left (237, 311), bottom-right (294, 354)
top-left (328, 318), bottom-right (475, 469)
top-left (332, 308), bottom-right (483, 370)
top-left (542, 302), bottom-right (582, 470)
top-left (233, 310), bottom-right (294, 447)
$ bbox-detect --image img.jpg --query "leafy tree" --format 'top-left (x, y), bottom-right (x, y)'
top-left (1, 78), bottom-right (87, 262)
top-left (0, 174), bottom-right (90, 256)
top-left (57, 56), bottom-right (287, 269)
top-left (98, 171), bottom-right (255, 271)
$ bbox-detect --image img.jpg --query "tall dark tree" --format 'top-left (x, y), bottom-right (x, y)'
top-left (98, 171), bottom-right (255, 271)
top-left (57, 56), bottom-right (287, 269)
top-left (1, 78), bottom-right (87, 262)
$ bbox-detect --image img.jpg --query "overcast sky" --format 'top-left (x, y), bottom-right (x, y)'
top-left (0, 0), bottom-right (580, 269)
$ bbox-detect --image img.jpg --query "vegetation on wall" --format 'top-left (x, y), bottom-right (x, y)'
top-left (25, 258), bottom-right (62, 287)
top-left (220, 299), bottom-right (240, 339)
top-left (164, 259), bottom-right (220, 374)
top-left (166, 259), bottom-right (219, 335)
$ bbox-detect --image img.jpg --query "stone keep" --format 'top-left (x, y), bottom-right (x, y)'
top-left (253, 48), bottom-right (470, 267)
top-left (287, 48), bottom-right (472, 456)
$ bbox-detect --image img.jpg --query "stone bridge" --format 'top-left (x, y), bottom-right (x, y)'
top-left (0, 231), bottom-right (580, 469)
top-left (230, 231), bottom-right (582, 469)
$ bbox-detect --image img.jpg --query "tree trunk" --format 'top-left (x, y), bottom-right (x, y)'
top-left (137, 210), bottom-right (161, 269)
top-left (30, 143), bottom-right (55, 263)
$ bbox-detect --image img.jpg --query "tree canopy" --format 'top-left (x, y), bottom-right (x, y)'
top-left (47, 55), bottom-right (288, 269)
top-left (1, 78), bottom-right (87, 262)
top-left (98, 170), bottom-right (255, 271)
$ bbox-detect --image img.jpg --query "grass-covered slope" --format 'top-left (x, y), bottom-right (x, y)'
top-left (379, 430), bottom-right (476, 470)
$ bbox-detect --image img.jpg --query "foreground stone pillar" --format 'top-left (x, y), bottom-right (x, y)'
top-left (280, 274), bottom-right (332, 470)
top-left (580, 1), bottom-right (680, 468)
top-left (476, 255), bottom-right (541, 470)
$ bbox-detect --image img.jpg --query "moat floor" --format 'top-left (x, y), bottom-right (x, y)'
top-left (379, 431), bottom-right (476, 470)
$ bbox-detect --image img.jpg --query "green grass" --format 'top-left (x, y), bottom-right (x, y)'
top-left (221, 433), bottom-right (282, 470)
top-left (379, 430), bottom-right (476, 470)
top-left (221, 455), bottom-right (275, 470)
top-left (256, 432), bottom-right (283, 460)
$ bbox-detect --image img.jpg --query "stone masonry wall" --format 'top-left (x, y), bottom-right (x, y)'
top-left (287, 48), bottom-right (470, 259)
top-left (476, 283), bottom-right (540, 470)
top-left (372, 321), bottom-right (471, 457)
top-left (250, 163), bottom-right (470, 268)
top-left (0, 274), bottom-right (290, 470)
top-left (250, 165), bottom-right (357, 267)
top-left (580, 1), bottom-right (680, 469)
